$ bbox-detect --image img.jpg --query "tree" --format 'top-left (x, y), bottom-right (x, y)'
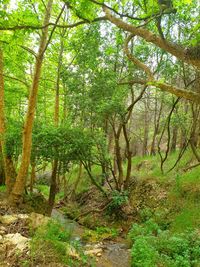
top-left (9, 0), bottom-right (54, 204)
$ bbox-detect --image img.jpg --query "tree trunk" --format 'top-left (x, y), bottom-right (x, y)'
top-left (123, 124), bottom-right (132, 190)
top-left (0, 50), bottom-right (6, 187)
top-left (142, 99), bottom-right (149, 156)
top-left (114, 135), bottom-right (124, 189)
top-left (170, 126), bottom-right (178, 152)
top-left (9, 0), bottom-right (53, 204)
top-left (30, 161), bottom-right (36, 193)
top-left (48, 33), bottom-right (64, 214)
top-left (0, 145), bottom-right (5, 185)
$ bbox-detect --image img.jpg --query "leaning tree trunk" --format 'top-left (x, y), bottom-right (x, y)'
top-left (9, 0), bottom-right (53, 204)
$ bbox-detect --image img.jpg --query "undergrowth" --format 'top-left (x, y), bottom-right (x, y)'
top-left (30, 220), bottom-right (88, 266)
top-left (128, 219), bottom-right (200, 267)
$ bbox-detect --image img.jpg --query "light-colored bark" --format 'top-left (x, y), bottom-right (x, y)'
top-left (48, 33), bottom-right (64, 215)
top-left (103, 7), bottom-right (200, 69)
top-left (10, 0), bottom-right (54, 204)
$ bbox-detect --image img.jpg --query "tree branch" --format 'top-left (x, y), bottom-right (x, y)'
top-left (103, 7), bottom-right (200, 69)
top-left (3, 75), bottom-right (29, 88)
top-left (0, 17), bottom-right (107, 31)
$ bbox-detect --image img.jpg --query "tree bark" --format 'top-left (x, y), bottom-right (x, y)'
top-left (0, 49), bottom-right (6, 187)
top-left (170, 126), bottom-right (178, 152)
top-left (30, 161), bottom-right (36, 193)
top-left (0, 145), bottom-right (5, 185)
top-left (9, 0), bottom-right (53, 204)
top-left (48, 32), bottom-right (64, 214)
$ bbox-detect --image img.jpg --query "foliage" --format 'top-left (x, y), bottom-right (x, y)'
top-left (0, 185), bottom-right (6, 192)
top-left (129, 220), bottom-right (200, 267)
top-left (107, 190), bottom-right (129, 217)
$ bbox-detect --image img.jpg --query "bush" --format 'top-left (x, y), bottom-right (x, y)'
top-left (131, 236), bottom-right (158, 267)
top-left (107, 190), bottom-right (128, 217)
top-left (128, 220), bottom-right (200, 267)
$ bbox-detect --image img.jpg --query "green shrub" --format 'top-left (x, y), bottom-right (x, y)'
top-left (131, 236), bottom-right (158, 267)
top-left (128, 219), bottom-right (160, 243)
top-left (107, 190), bottom-right (128, 217)
top-left (129, 220), bottom-right (200, 267)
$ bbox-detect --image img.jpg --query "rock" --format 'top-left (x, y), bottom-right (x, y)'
top-left (96, 252), bottom-right (102, 257)
top-left (0, 215), bottom-right (18, 225)
top-left (85, 248), bottom-right (103, 256)
top-left (17, 214), bottom-right (29, 220)
top-left (29, 212), bottom-right (49, 229)
top-left (0, 226), bottom-right (6, 234)
top-left (4, 233), bottom-right (29, 251)
top-left (66, 244), bottom-right (80, 259)
top-left (0, 235), bottom-right (3, 242)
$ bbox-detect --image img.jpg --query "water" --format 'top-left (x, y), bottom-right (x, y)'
top-left (51, 209), bottom-right (131, 267)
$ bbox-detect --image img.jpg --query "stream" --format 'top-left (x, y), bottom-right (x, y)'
top-left (51, 209), bottom-right (131, 267)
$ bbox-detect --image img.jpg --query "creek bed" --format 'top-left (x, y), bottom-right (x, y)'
top-left (52, 209), bottom-right (131, 267)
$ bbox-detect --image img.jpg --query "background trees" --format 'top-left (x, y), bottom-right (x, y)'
top-left (0, 0), bottom-right (199, 209)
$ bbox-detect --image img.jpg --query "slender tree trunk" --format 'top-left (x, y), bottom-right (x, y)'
top-left (0, 49), bottom-right (6, 187)
top-left (48, 34), bottom-right (64, 214)
top-left (30, 161), bottom-right (36, 193)
top-left (123, 124), bottom-right (132, 190)
top-left (114, 134), bottom-right (124, 189)
top-left (10, 0), bottom-right (53, 204)
top-left (142, 99), bottom-right (149, 156)
top-left (170, 126), bottom-right (178, 152)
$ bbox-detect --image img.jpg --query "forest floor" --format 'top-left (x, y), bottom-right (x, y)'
top-left (1, 152), bottom-right (200, 266)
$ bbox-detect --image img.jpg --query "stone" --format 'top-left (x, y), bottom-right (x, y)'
top-left (0, 215), bottom-right (18, 225)
top-left (4, 233), bottom-right (29, 251)
top-left (17, 214), bottom-right (29, 220)
top-left (0, 235), bottom-right (3, 242)
top-left (96, 252), bottom-right (102, 257)
top-left (85, 248), bottom-right (103, 256)
top-left (0, 225), bottom-right (6, 234)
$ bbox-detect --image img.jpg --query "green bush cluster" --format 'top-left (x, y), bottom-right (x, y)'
top-left (107, 190), bottom-right (128, 216)
top-left (128, 219), bottom-right (200, 267)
